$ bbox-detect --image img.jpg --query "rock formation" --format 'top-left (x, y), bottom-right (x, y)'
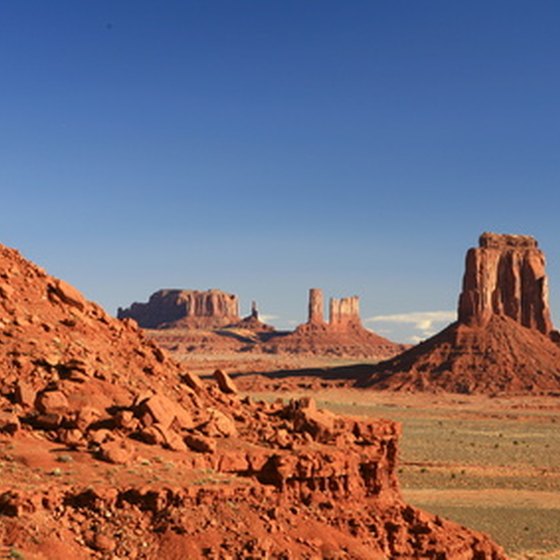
top-left (307, 290), bottom-right (362, 329)
top-left (0, 242), bottom-right (505, 558)
top-left (357, 232), bottom-right (560, 394)
top-left (117, 288), bottom-right (240, 329)
top-left (229, 301), bottom-right (276, 333)
top-left (458, 232), bottom-right (553, 334)
top-left (308, 288), bottom-right (325, 324)
top-left (329, 295), bottom-right (361, 328)
top-left (262, 289), bottom-right (405, 360)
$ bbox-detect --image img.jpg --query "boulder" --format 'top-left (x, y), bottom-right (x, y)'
top-left (48, 279), bottom-right (86, 312)
top-left (181, 370), bottom-right (204, 393)
top-left (99, 439), bottom-right (134, 465)
top-left (14, 381), bottom-right (35, 408)
top-left (213, 369), bottom-right (237, 395)
top-left (184, 433), bottom-right (217, 454)
top-left (136, 393), bottom-right (193, 430)
top-left (35, 391), bottom-right (69, 415)
top-left (199, 408), bottom-right (237, 438)
top-left (0, 410), bottom-right (20, 435)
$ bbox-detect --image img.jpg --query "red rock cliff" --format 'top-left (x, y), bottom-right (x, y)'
top-left (329, 295), bottom-right (361, 329)
top-left (458, 232), bottom-right (553, 334)
top-left (117, 289), bottom-right (239, 329)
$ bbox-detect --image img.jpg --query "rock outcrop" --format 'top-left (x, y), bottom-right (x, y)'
top-left (329, 295), bottom-right (361, 329)
top-left (230, 301), bottom-right (276, 333)
top-left (308, 288), bottom-right (325, 324)
top-left (0, 242), bottom-right (506, 558)
top-left (458, 232), bottom-right (553, 334)
top-left (117, 288), bottom-right (239, 329)
top-left (262, 289), bottom-right (406, 360)
top-left (357, 232), bottom-right (560, 394)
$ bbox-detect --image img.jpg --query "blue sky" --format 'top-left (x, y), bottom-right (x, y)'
top-left (1, 1), bottom-right (559, 342)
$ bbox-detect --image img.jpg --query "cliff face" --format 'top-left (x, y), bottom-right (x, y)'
top-left (117, 289), bottom-right (239, 329)
top-left (359, 232), bottom-right (560, 394)
top-left (458, 232), bottom-right (553, 334)
top-left (329, 295), bottom-right (361, 329)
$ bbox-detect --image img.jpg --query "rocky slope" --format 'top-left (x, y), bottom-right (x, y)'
top-left (358, 233), bottom-right (560, 394)
top-left (0, 243), bottom-right (505, 558)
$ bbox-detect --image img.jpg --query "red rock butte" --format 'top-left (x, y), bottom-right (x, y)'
top-left (459, 232), bottom-right (553, 334)
top-left (261, 288), bottom-right (406, 360)
top-left (0, 242), bottom-right (506, 558)
top-left (117, 288), bottom-right (240, 329)
top-left (356, 232), bottom-right (560, 394)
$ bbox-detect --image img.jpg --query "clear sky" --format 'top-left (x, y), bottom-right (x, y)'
top-left (1, 1), bottom-right (559, 342)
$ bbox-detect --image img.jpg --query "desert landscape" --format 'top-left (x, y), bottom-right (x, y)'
top-left (1, 233), bottom-right (557, 558)
top-left (3, 3), bottom-right (560, 559)
top-left (0, 239), bottom-right (512, 559)
top-left (123, 232), bottom-right (559, 559)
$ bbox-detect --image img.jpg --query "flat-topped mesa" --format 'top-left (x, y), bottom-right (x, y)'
top-left (117, 289), bottom-right (240, 329)
top-left (307, 288), bottom-right (325, 325)
top-left (329, 295), bottom-right (361, 329)
top-left (458, 232), bottom-right (553, 334)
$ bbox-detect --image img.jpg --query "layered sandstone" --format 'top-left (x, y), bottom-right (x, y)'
top-left (358, 233), bottom-right (560, 394)
top-left (458, 232), bottom-right (553, 333)
top-left (0, 243), bottom-right (505, 558)
top-left (117, 288), bottom-right (239, 329)
top-left (308, 288), bottom-right (325, 324)
top-left (329, 295), bottom-right (361, 328)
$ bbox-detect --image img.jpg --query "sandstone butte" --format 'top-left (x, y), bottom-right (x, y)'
top-left (260, 289), bottom-right (407, 360)
top-left (357, 232), bottom-right (560, 394)
top-left (117, 289), bottom-right (241, 329)
top-left (0, 242), bottom-right (506, 558)
top-left (122, 287), bottom-right (406, 362)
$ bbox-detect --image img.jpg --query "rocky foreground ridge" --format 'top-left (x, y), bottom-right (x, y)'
top-left (358, 233), bottom-right (560, 394)
top-left (0, 243), bottom-right (505, 558)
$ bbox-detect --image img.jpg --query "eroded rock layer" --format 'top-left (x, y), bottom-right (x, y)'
top-left (0, 243), bottom-right (505, 558)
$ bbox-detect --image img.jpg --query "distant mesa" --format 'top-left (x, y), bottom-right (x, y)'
top-left (262, 288), bottom-right (406, 360)
top-left (357, 232), bottom-right (560, 394)
top-left (117, 288), bottom-right (240, 329)
top-left (121, 287), bottom-right (403, 360)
